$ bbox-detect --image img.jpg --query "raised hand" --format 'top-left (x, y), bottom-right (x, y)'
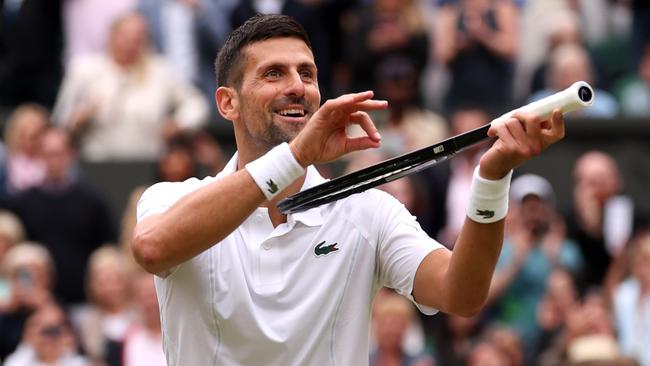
top-left (478, 109), bottom-right (565, 180)
top-left (289, 91), bottom-right (387, 167)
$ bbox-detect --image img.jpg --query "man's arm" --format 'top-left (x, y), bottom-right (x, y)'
top-left (412, 110), bottom-right (565, 316)
top-left (132, 169), bottom-right (266, 274)
top-left (132, 91), bottom-right (386, 275)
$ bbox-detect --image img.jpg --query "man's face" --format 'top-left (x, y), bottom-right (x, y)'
top-left (41, 131), bottom-right (73, 181)
top-left (520, 195), bottom-right (551, 238)
top-left (234, 37), bottom-right (320, 150)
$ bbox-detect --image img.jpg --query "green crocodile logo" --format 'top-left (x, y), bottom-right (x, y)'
top-left (314, 241), bottom-right (339, 256)
top-left (476, 209), bottom-right (495, 219)
top-left (266, 179), bottom-right (278, 194)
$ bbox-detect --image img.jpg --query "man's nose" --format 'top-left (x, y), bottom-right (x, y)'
top-left (284, 71), bottom-right (305, 97)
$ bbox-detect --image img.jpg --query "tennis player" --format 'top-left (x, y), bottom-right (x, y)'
top-left (132, 14), bottom-right (565, 366)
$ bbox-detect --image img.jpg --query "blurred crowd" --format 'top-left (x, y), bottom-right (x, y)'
top-left (0, 0), bottom-right (649, 365)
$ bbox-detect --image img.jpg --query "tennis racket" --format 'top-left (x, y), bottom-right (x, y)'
top-left (278, 81), bottom-right (595, 214)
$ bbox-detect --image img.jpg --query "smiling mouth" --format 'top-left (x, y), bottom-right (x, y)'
top-left (276, 108), bottom-right (306, 118)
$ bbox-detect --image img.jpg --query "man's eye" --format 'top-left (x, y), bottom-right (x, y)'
top-left (300, 71), bottom-right (313, 79)
top-left (266, 70), bottom-right (281, 78)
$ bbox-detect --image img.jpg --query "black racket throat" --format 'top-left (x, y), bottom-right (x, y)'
top-left (278, 124), bottom-right (492, 214)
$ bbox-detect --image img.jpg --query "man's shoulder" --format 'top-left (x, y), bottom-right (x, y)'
top-left (328, 188), bottom-right (408, 226)
top-left (137, 176), bottom-right (217, 221)
top-left (141, 176), bottom-right (216, 199)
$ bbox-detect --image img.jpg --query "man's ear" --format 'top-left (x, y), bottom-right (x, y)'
top-left (215, 86), bottom-right (239, 121)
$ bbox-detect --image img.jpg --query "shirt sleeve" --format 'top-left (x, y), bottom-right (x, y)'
top-left (136, 182), bottom-right (176, 222)
top-left (373, 191), bottom-right (445, 314)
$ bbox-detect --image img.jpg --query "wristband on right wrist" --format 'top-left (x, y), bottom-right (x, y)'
top-left (466, 166), bottom-right (513, 224)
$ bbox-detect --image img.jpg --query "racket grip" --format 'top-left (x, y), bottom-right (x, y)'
top-left (492, 81), bottom-right (595, 124)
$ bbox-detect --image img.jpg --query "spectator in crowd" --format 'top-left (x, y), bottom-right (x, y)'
top-left (192, 130), bottom-right (228, 177)
top-left (466, 338), bottom-right (510, 366)
top-left (534, 267), bottom-right (580, 361)
top-left (426, 312), bottom-right (483, 366)
top-left (433, 0), bottom-right (518, 114)
top-left (2, 104), bottom-right (49, 195)
top-left (3, 302), bottom-right (88, 366)
top-left (153, 135), bottom-right (199, 183)
top-left (613, 232), bottom-right (650, 366)
top-left (1, 128), bottom-right (116, 305)
top-left (368, 56), bottom-right (448, 153)
top-left (343, 0), bottom-right (430, 102)
top-left (616, 41), bottom-right (650, 117)
top-left (487, 174), bottom-right (582, 359)
top-left (567, 150), bottom-right (635, 290)
top-left (139, 0), bottom-right (239, 98)
top-left (541, 291), bottom-right (637, 366)
top-left (52, 12), bottom-right (209, 162)
top-left (122, 272), bottom-right (165, 366)
top-left (528, 10), bottom-right (606, 97)
top-left (483, 325), bottom-right (524, 366)
top-left (370, 289), bottom-right (435, 366)
top-left (71, 246), bottom-right (136, 366)
top-left (527, 43), bottom-right (619, 118)
top-left (0, 243), bottom-right (56, 362)
top-left (631, 0), bottom-right (650, 72)
top-left (0, 210), bottom-right (25, 308)
top-left (62, 0), bottom-right (136, 64)
top-left (0, 0), bottom-right (63, 109)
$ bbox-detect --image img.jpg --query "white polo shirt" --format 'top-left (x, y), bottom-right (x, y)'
top-left (136, 153), bottom-right (444, 366)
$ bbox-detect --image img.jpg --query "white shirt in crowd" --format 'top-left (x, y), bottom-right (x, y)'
top-left (122, 325), bottom-right (166, 366)
top-left (3, 344), bottom-right (88, 366)
top-left (53, 53), bottom-right (208, 162)
top-left (136, 153), bottom-right (444, 366)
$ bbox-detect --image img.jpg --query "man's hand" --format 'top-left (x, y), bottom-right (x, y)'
top-left (289, 91), bottom-right (387, 167)
top-left (479, 109), bottom-right (565, 179)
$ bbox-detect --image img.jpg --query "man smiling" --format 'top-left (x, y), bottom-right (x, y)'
top-left (132, 14), bottom-right (566, 366)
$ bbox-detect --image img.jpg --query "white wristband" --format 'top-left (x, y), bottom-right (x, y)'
top-left (245, 143), bottom-right (306, 200)
top-left (466, 166), bottom-right (513, 224)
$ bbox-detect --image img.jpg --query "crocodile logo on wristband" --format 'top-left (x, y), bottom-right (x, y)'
top-left (476, 209), bottom-right (495, 219)
top-left (266, 179), bottom-right (279, 194)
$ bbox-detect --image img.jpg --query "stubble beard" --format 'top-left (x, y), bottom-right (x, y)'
top-left (266, 119), bottom-right (304, 146)
top-left (247, 114), bottom-right (306, 152)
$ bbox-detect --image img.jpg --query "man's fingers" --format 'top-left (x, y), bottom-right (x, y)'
top-left (513, 111), bottom-right (543, 155)
top-left (345, 136), bottom-right (381, 153)
top-left (352, 99), bottom-right (389, 112)
top-left (349, 111), bottom-right (381, 142)
top-left (541, 109), bottom-right (565, 147)
top-left (490, 121), bottom-right (517, 148)
top-left (322, 91), bottom-right (387, 116)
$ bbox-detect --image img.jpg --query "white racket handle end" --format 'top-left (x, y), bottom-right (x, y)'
top-left (492, 81), bottom-right (595, 124)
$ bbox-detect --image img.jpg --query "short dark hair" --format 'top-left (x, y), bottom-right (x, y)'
top-left (215, 14), bottom-right (311, 88)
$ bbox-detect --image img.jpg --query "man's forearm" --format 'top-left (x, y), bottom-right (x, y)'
top-left (132, 169), bottom-right (267, 274)
top-left (445, 218), bottom-right (505, 315)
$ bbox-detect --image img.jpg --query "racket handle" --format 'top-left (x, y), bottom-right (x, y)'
top-left (492, 81), bottom-right (595, 124)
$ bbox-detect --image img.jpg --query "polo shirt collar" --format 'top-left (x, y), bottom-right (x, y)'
top-left (221, 152), bottom-right (326, 227)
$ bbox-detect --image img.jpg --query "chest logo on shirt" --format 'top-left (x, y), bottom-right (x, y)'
top-left (314, 241), bottom-right (339, 256)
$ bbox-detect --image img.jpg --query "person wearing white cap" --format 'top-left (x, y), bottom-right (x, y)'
top-left (486, 174), bottom-right (583, 361)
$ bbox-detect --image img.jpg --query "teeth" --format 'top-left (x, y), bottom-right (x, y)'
top-left (278, 109), bottom-right (305, 116)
